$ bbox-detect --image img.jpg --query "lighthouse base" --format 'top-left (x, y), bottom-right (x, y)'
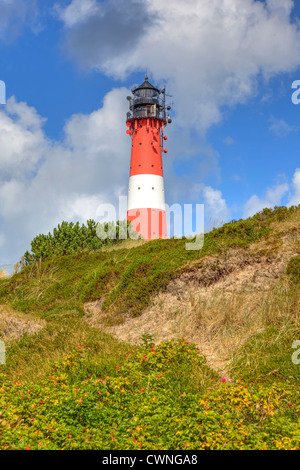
top-left (127, 208), bottom-right (167, 240)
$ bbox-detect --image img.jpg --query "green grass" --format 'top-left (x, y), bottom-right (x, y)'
top-left (0, 205), bottom-right (299, 450)
top-left (0, 339), bottom-right (299, 450)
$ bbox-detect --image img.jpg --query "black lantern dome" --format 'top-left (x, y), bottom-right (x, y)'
top-left (126, 75), bottom-right (170, 122)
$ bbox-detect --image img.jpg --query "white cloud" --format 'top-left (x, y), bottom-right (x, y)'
top-left (58, 0), bottom-right (300, 132)
top-left (202, 186), bottom-right (231, 226)
top-left (0, 0), bottom-right (40, 42)
top-left (0, 89), bottom-right (131, 265)
top-left (269, 116), bottom-right (299, 137)
top-left (0, 96), bottom-right (48, 181)
top-left (243, 169), bottom-right (300, 218)
top-left (243, 181), bottom-right (290, 218)
top-left (288, 168), bottom-right (300, 206)
top-left (223, 136), bottom-right (235, 146)
top-left (54, 0), bottom-right (101, 28)
top-left (266, 0), bottom-right (294, 20)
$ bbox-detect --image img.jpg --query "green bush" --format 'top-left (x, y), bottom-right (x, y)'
top-left (23, 219), bottom-right (136, 265)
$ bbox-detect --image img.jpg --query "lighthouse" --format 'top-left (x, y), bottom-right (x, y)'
top-left (126, 75), bottom-right (172, 240)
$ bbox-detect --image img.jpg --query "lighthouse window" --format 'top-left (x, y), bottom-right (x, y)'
top-left (152, 187), bottom-right (154, 190)
top-left (138, 187), bottom-right (140, 190)
top-left (151, 164), bottom-right (154, 167)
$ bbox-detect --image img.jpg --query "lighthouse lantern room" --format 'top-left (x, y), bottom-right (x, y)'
top-left (126, 75), bottom-right (172, 240)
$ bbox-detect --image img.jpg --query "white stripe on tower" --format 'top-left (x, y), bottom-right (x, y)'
top-left (128, 174), bottom-right (165, 211)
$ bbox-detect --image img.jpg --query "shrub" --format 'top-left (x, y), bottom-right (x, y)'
top-left (23, 219), bottom-right (136, 265)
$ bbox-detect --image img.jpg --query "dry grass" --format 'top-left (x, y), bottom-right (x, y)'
top-left (19, 260), bottom-right (63, 302)
top-left (83, 213), bottom-right (300, 377)
top-left (0, 304), bottom-right (45, 341)
top-left (85, 281), bottom-right (296, 377)
top-left (100, 238), bottom-right (149, 252)
top-left (0, 268), bottom-right (9, 279)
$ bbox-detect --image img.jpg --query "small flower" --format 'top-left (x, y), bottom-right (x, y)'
top-left (26, 447), bottom-right (31, 450)
top-left (289, 403), bottom-right (293, 406)
top-left (221, 377), bottom-right (226, 382)
top-left (116, 365), bottom-right (120, 370)
top-left (140, 389), bottom-right (146, 393)
top-left (67, 434), bottom-right (71, 438)
top-left (78, 346), bottom-right (82, 350)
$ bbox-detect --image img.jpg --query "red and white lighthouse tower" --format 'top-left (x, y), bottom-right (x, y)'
top-left (126, 75), bottom-right (172, 240)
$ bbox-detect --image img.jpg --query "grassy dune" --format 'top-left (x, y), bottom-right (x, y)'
top-left (0, 205), bottom-right (299, 449)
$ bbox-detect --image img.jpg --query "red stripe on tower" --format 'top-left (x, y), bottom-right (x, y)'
top-left (126, 75), bottom-right (172, 240)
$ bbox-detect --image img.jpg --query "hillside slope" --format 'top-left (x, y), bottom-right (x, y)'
top-left (0, 205), bottom-right (299, 380)
top-left (0, 206), bottom-right (299, 450)
top-left (88, 208), bottom-right (299, 377)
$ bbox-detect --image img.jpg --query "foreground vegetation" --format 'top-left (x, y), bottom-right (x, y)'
top-left (0, 205), bottom-right (299, 449)
top-left (0, 339), bottom-right (299, 450)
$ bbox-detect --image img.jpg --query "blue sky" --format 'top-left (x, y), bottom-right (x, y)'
top-left (0, 0), bottom-right (300, 270)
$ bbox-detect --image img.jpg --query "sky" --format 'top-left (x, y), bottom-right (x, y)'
top-left (0, 0), bottom-right (300, 270)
